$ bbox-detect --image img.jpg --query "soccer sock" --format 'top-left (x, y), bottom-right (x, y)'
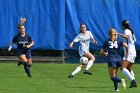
top-left (29, 65), bottom-right (32, 68)
top-left (122, 68), bottom-right (134, 81)
top-left (23, 62), bottom-right (31, 76)
top-left (111, 77), bottom-right (121, 83)
top-left (130, 70), bottom-right (135, 79)
top-left (71, 66), bottom-right (81, 75)
top-left (85, 60), bottom-right (94, 70)
top-left (113, 81), bottom-right (118, 90)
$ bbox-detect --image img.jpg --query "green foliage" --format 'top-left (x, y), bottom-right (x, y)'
top-left (0, 63), bottom-right (139, 93)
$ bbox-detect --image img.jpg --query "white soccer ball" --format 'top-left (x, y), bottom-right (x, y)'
top-left (80, 57), bottom-right (88, 65)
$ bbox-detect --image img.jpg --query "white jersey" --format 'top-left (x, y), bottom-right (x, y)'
top-left (74, 31), bottom-right (93, 56)
top-left (123, 29), bottom-right (136, 56)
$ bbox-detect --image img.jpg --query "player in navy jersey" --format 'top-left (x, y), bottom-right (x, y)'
top-left (8, 17), bottom-right (34, 78)
top-left (100, 28), bottom-right (127, 91)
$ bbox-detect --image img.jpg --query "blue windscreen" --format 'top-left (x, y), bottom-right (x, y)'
top-left (0, 0), bottom-right (140, 50)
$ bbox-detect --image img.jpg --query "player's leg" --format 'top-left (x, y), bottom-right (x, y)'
top-left (113, 68), bottom-right (119, 91)
top-left (68, 64), bottom-right (84, 78)
top-left (19, 54), bottom-right (32, 78)
top-left (121, 60), bottom-right (134, 80)
top-left (26, 50), bottom-right (32, 67)
top-left (83, 51), bottom-right (95, 75)
top-left (127, 63), bottom-right (135, 78)
top-left (127, 63), bottom-right (137, 88)
top-left (17, 59), bottom-right (23, 66)
top-left (120, 60), bottom-right (136, 88)
top-left (27, 58), bottom-right (32, 67)
top-left (108, 67), bottom-right (126, 90)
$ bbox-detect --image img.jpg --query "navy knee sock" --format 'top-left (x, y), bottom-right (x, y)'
top-left (29, 65), bottom-right (32, 68)
top-left (23, 62), bottom-right (31, 76)
top-left (113, 81), bottom-right (118, 90)
top-left (111, 77), bottom-right (121, 83)
top-left (111, 77), bottom-right (121, 90)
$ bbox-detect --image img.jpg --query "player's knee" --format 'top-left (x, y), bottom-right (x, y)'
top-left (91, 57), bottom-right (95, 61)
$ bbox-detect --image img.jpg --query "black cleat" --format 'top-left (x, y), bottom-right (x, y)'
top-left (68, 75), bottom-right (73, 78)
top-left (129, 80), bottom-right (137, 88)
top-left (28, 75), bottom-right (32, 78)
top-left (17, 61), bottom-right (22, 67)
top-left (83, 70), bottom-right (92, 75)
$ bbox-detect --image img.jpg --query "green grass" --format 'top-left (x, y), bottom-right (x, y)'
top-left (0, 62), bottom-right (139, 93)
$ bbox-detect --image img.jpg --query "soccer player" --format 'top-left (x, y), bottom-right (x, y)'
top-left (100, 28), bottom-right (127, 91)
top-left (68, 23), bottom-right (97, 78)
top-left (8, 17), bottom-right (34, 78)
top-left (118, 20), bottom-right (137, 88)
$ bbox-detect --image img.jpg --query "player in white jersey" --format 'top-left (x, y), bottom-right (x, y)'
top-left (118, 20), bottom-right (137, 88)
top-left (68, 24), bottom-right (97, 78)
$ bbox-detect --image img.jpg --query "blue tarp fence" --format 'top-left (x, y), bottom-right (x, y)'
top-left (0, 0), bottom-right (140, 50)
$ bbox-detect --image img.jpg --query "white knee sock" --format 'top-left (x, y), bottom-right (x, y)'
top-left (71, 66), bottom-right (81, 75)
top-left (130, 70), bottom-right (135, 79)
top-left (122, 68), bottom-right (134, 81)
top-left (85, 60), bottom-right (94, 70)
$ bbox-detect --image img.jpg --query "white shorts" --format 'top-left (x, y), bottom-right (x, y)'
top-left (123, 55), bottom-right (136, 63)
top-left (79, 50), bottom-right (88, 57)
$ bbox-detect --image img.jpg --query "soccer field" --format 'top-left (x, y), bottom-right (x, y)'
top-left (0, 62), bottom-right (139, 93)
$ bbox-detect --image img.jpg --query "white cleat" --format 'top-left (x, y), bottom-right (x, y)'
top-left (121, 79), bottom-right (126, 89)
top-left (114, 89), bottom-right (119, 92)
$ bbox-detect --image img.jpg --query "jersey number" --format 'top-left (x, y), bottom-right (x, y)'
top-left (109, 41), bottom-right (118, 48)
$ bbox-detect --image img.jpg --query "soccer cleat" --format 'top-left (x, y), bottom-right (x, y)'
top-left (28, 75), bottom-right (32, 78)
top-left (83, 70), bottom-right (92, 75)
top-left (68, 75), bottom-right (73, 78)
top-left (114, 89), bottom-right (119, 92)
top-left (121, 79), bottom-right (126, 89)
top-left (129, 80), bottom-right (137, 88)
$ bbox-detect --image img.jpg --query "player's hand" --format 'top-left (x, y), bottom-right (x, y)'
top-left (69, 42), bottom-right (74, 48)
top-left (69, 44), bottom-right (73, 48)
top-left (94, 41), bottom-right (97, 45)
top-left (20, 17), bottom-right (26, 24)
top-left (103, 52), bottom-right (108, 56)
top-left (26, 45), bottom-right (30, 48)
top-left (8, 47), bottom-right (12, 52)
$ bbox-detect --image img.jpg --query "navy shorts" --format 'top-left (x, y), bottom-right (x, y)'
top-left (108, 61), bottom-right (122, 68)
top-left (16, 48), bottom-right (32, 59)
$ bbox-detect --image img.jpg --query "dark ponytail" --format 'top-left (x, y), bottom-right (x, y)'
top-left (122, 20), bottom-right (135, 41)
top-left (122, 20), bottom-right (134, 35)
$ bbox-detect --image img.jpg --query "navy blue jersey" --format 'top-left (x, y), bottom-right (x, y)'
top-left (12, 33), bottom-right (33, 50)
top-left (102, 38), bottom-right (123, 61)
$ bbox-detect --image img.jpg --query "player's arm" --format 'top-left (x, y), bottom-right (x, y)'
top-left (26, 40), bottom-right (34, 48)
top-left (122, 42), bottom-right (128, 56)
top-left (100, 49), bottom-right (108, 56)
top-left (117, 33), bottom-right (128, 39)
top-left (8, 42), bottom-right (14, 52)
top-left (69, 41), bottom-right (75, 48)
top-left (91, 37), bottom-right (97, 45)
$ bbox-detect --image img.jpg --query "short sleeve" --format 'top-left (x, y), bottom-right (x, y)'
top-left (73, 35), bottom-right (80, 42)
top-left (124, 29), bottom-right (130, 36)
top-left (12, 36), bottom-right (17, 43)
top-left (89, 31), bottom-right (93, 38)
top-left (28, 35), bottom-right (33, 42)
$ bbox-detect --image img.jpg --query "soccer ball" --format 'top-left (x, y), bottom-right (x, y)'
top-left (80, 57), bottom-right (88, 65)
